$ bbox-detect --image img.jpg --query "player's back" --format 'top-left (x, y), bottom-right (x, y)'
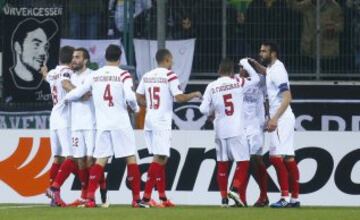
top-left (141, 67), bottom-right (176, 130)
top-left (208, 76), bottom-right (245, 138)
top-left (46, 65), bottom-right (73, 130)
top-left (90, 66), bottom-right (132, 130)
top-left (71, 68), bottom-right (95, 130)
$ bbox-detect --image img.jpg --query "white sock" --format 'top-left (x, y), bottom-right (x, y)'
top-left (290, 198), bottom-right (299, 203)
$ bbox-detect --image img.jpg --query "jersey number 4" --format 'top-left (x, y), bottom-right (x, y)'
top-left (148, 86), bottom-right (160, 109)
top-left (223, 94), bottom-right (234, 116)
top-left (103, 84), bottom-right (114, 107)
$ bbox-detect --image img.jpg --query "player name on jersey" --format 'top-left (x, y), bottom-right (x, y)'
top-left (210, 82), bottom-right (242, 94)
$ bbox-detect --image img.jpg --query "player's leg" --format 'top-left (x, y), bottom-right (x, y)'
top-left (51, 129), bottom-right (78, 190)
top-left (228, 136), bottom-right (249, 207)
top-left (85, 130), bottom-right (112, 207)
top-left (140, 130), bottom-right (173, 208)
top-left (67, 130), bottom-right (89, 207)
top-left (282, 116), bottom-right (300, 208)
top-left (249, 132), bottom-right (269, 207)
top-left (49, 130), bottom-right (64, 185)
top-left (214, 138), bottom-right (230, 207)
top-left (47, 130), bottom-right (64, 207)
top-left (284, 156), bottom-right (300, 207)
top-left (48, 129), bottom-right (77, 207)
top-left (112, 128), bottom-right (141, 207)
top-left (269, 117), bottom-right (294, 208)
top-left (252, 155), bottom-right (269, 207)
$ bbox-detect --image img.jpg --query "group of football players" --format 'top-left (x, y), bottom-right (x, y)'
top-left (43, 40), bottom-right (300, 209)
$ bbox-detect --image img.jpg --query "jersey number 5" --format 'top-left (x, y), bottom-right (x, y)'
top-left (223, 94), bottom-right (234, 116)
top-left (103, 84), bottom-right (114, 107)
top-left (148, 86), bottom-right (160, 109)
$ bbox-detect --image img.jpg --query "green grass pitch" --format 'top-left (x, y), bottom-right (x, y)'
top-left (0, 205), bottom-right (359, 220)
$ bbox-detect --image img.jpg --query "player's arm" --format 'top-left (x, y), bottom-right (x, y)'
top-left (60, 70), bottom-right (76, 92)
top-left (123, 75), bottom-right (140, 113)
top-left (272, 90), bottom-right (292, 121)
top-left (267, 68), bottom-right (292, 131)
top-left (167, 72), bottom-right (202, 102)
top-left (64, 77), bottom-right (92, 102)
top-left (175, 92), bottom-right (202, 103)
top-left (199, 85), bottom-right (212, 115)
top-left (240, 58), bottom-right (260, 88)
top-left (247, 58), bottom-right (266, 75)
top-left (135, 77), bottom-right (146, 107)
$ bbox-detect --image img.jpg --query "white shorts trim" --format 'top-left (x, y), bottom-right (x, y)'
top-left (72, 129), bottom-right (96, 158)
top-left (50, 128), bottom-right (72, 157)
top-left (269, 116), bottom-right (295, 156)
top-left (94, 128), bottom-right (136, 159)
top-left (144, 130), bottom-right (171, 157)
top-left (215, 135), bottom-right (250, 162)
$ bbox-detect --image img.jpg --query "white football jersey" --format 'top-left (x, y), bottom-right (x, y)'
top-left (200, 59), bottom-right (260, 139)
top-left (136, 67), bottom-right (183, 130)
top-left (70, 68), bottom-right (96, 130)
top-left (64, 66), bottom-right (139, 130)
top-left (46, 65), bottom-right (73, 130)
top-left (242, 75), bottom-right (266, 126)
top-left (266, 59), bottom-right (294, 118)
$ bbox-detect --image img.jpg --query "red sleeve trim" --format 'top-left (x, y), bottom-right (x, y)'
top-left (167, 71), bottom-right (175, 76)
top-left (121, 71), bottom-right (129, 77)
top-left (168, 76), bottom-right (178, 82)
top-left (122, 75), bottom-right (131, 82)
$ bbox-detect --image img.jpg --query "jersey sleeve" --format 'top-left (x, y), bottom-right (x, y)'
top-left (64, 76), bottom-right (93, 102)
top-left (199, 84), bottom-right (212, 115)
top-left (167, 71), bottom-right (183, 96)
top-left (136, 77), bottom-right (145, 95)
top-left (60, 68), bottom-right (72, 82)
top-left (123, 74), bottom-right (140, 113)
top-left (271, 65), bottom-right (290, 93)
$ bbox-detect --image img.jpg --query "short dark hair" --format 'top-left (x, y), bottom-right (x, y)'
top-left (155, 49), bottom-right (172, 64)
top-left (12, 18), bottom-right (58, 50)
top-left (261, 40), bottom-right (280, 56)
top-left (59, 46), bottom-right (75, 64)
top-left (75, 47), bottom-right (90, 61)
top-left (105, 44), bottom-right (121, 62)
top-left (218, 58), bottom-right (234, 75)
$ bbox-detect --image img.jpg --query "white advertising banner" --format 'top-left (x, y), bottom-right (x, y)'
top-left (133, 39), bottom-right (195, 90)
top-left (60, 39), bottom-right (127, 67)
top-left (0, 130), bottom-right (359, 206)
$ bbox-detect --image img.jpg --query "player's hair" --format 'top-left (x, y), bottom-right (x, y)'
top-left (261, 40), bottom-right (280, 57)
top-left (155, 49), bottom-right (172, 64)
top-left (59, 46), bottom-right (75, 64)
top-left (75, 47), bottom-right (90, 61)
top-left (218, 58), bottom-right (234, 76)
top-left (105, 44), bottom-right (122, 62)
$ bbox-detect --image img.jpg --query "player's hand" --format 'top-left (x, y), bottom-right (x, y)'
top-left (207, 113), bottom-right (215, 122)
top-left (267, 118), bottom-right (278, 132)
top-left (40, 65), bottom-right (48, 79)
top-left (81, 92), bottom-right (92, 101)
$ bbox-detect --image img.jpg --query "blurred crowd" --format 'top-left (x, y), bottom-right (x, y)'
top-left (44, 0), bottom-right (360, 73)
